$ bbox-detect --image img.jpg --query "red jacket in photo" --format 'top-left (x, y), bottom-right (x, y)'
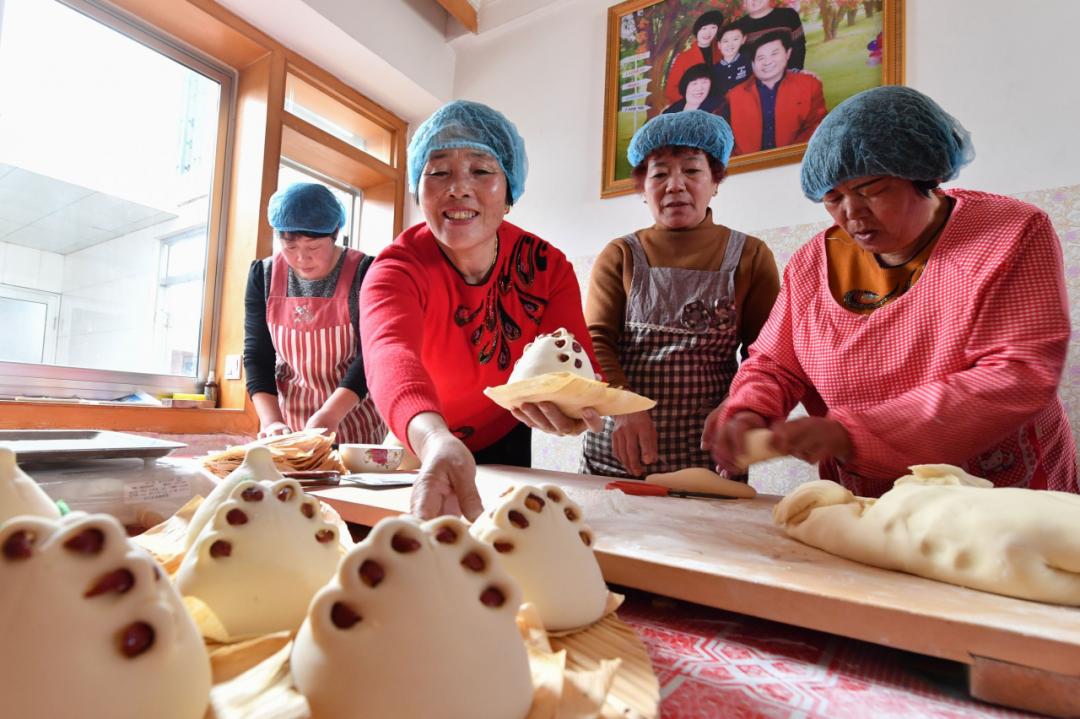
top-left (726, 71), bottom-right (826, 155)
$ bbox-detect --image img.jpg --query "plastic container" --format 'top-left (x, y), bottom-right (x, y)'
top-left (25, 457), bottom-right (217, 535)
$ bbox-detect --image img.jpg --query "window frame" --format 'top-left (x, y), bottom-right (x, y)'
top-left (0, 0), bottom-right (407, 434)
top-left (0, 0), bottom-right (236, 398)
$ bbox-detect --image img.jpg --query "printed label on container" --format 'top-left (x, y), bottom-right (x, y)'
top-left (123, 477), bottom-right (191, 503)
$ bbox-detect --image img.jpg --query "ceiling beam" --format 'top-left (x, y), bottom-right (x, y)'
top-left (436, 0), bottom-right (478, 33)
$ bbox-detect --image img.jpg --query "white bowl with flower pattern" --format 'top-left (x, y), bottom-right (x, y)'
top-left (339, 444), bottom-right (404, 473)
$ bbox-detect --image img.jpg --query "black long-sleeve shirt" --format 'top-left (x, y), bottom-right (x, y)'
top-left (243, 251), bottom-right (373, 398)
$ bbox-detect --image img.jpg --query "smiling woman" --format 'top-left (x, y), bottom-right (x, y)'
top-left (582, 110), bottom-right (779, 480)
top-left (419, 148), bottom-right (508, 283)
top-left (359, 100), bottom-right (602, 521)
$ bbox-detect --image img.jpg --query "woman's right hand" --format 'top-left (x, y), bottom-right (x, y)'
top-left (701, 408), bottom-right (768, 475)
top-left (258, 421), bottom-right (292, 438)
top-left (408, 413), bottom-right (483, 521)
top-left (612, 410), bottom-right (658, 477)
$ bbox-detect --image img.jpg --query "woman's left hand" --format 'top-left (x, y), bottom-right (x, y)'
top-left (769, 417), bottom-right (852, 464)
top-left (304, 407), bottom-right (343, 436)
top-left (511, 403), bottom-right (603, 436)
top-left (304, 388), bottom-right (359, 437)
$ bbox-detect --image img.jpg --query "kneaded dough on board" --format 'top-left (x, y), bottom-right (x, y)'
top-left (646, 468), bottom-right (757, 499)
top-left (773, 464), bottom-right (1080, 606)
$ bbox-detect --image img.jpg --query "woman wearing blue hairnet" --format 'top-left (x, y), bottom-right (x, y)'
top-left (582, 111), bottom-right (779, 478)
top-left (704, 86), bottom-right (1078, 496)
top-left (243, 182), bottom-right (386, 443)
top-left (360, 100), bottom-right (603, 520)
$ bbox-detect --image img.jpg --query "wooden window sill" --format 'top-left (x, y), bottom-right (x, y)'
top-left (0, 400), bottom-right (257, 435)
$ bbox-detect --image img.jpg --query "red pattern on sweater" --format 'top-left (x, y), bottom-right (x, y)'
top-left (720, 190), bottom-right (1078, 496)
top-left (360, 220), bottom-right (598, 453)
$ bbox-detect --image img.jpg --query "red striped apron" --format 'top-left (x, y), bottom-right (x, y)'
top-left (267, 248), bottom-right (386, 444)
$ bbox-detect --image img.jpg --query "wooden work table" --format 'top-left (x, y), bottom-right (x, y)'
top-left (312, 465), bottom-right (1080, 717)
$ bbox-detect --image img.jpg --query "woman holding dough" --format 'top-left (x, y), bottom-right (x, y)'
top-left (582, 111), bottom-right (779, 478)
top-left (360, 100), bottom-right (602, 521)
top-left (704, 86), bottom-right (1078, 496)
top-left (243, 182), bottom-right (386, 443)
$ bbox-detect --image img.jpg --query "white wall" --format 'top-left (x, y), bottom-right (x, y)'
top-left (218, 0), bottom-right (452, 124)
top-left (449, 0), bottom-right (1080, 257)
top-left (0, 241), bottom-right (64, 292)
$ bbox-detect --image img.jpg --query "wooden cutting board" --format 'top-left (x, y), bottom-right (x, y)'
top-left (311, 465), bottom-right (1080, 717)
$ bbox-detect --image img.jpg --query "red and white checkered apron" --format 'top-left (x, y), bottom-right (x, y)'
top-left (267, 248), bottom-right (386, 445)
top-left (583, 231), bottom-right (746, 477)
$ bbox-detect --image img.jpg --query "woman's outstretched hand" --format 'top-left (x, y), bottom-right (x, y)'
top-left (408, 412), bottom-right (483, 521)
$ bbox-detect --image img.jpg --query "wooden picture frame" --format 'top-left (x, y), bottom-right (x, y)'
top-left (601, 0), bottom-right (905, 198)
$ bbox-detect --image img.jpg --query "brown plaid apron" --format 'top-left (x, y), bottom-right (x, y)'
top-left (582, 230), bottom-right (746, 477)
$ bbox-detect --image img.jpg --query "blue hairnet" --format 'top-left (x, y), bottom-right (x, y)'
top-left (267, 183), bottom-right (346, 234)
top-left (627, 110), bottom-right (734, 168)
top-left (407, 100), bottom-right (528, 204)
top-left (800, 86), bottom-right (975, 202)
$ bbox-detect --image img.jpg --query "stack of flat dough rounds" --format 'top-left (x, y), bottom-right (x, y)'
top-left (200, 430), bottom-right (345, 479)
top-left (484, 329), bottom-right (654, 419)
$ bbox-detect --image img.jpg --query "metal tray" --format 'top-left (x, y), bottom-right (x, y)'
top-left (0, 430), bottom-right (185, 463)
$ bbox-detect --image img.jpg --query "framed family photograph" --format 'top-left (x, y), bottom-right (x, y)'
top-left (601, 0), bottom-right (905, 197)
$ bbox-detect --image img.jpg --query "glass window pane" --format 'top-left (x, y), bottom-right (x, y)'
top-left (285, 73), bottom-right (393, 165)
top-left (164, 232), bottom-right (207, 280)
top-left (0, 296), bottom-right (48, 363)
top-left (0, 0), bottom-right (221, 378)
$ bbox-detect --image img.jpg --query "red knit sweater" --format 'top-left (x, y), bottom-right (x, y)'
top-left (360, 220), bottom-right (599, 453)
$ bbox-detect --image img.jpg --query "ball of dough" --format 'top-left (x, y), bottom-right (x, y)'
top-left (292, 515), bottom-right (533, 719)
top-left (176, 477), bottom-right (342, 638)
top-left (0, 448), bottom-right (60, 526)
top-left (0, 513), bottom-right (210, 719)
top-left (508, 328), bottom-right (595, 383)
top-left (186, 445), bottom-right (283, 549)
top-left (471, 484), bottom-right (609, 631)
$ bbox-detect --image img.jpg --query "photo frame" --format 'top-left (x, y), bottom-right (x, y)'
top-left (601, 0), bottom-right (905, 197)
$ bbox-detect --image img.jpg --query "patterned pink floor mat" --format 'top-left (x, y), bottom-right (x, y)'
top-left (616, 590), bottom-right (1041, 719)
